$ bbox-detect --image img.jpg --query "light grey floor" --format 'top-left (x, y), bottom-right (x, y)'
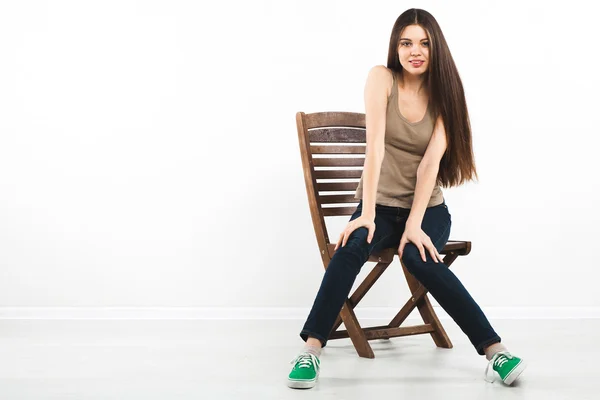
top-left (0, 318), bottom-right (595, 399)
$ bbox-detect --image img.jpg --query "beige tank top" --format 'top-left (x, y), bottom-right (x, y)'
top-left (354, 71), bottom-right (444, 209)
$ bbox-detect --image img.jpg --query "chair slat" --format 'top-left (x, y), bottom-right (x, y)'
top-left (311, 145), bottom-right (366, 154)
top-left (309, 128), bottom-right (366, 143)
top-left (319, 194), bottom-right (359, 204)
top-left (313, 158), bottom-right (365, 167)
top-left (328, 324), bottom-right (435, 340)
top-left (317, 182), bottom-right (360, 192)
top-left (304, 112), bottom-right (365, 129)
top-left (314, 170), bottom-right (363, 179)
top-left (322, 206), bottom-right (358, 216)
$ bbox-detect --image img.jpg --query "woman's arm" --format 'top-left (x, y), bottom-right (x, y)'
top-left (360, 65), bottom-right (390, 219)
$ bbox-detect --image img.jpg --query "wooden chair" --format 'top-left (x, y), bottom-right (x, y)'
top-left (296, 111), bottom-right (472, 359)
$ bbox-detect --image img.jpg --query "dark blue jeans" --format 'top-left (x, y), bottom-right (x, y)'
top-left (300, 200), bottom-right (501, 355)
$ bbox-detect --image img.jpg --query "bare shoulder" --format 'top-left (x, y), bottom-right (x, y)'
top-left (366, 65), bottom-right (394, 98)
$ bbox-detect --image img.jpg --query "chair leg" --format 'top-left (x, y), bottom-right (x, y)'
top-left (335, 299), bottom-right (375, 358)
top-left (329, 261), bottom-right (391, 335)
top-left (400, 262), bottom-right (452, 349)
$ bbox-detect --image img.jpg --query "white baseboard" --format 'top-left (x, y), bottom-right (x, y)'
top-left (0, 306), bottom-right (598, 320)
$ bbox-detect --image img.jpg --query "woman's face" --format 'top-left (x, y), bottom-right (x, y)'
top-left (397, 24), bottom-right (430, 76)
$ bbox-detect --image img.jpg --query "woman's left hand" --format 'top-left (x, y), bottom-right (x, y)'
top-left (397, 224), bottom-right (443, 263)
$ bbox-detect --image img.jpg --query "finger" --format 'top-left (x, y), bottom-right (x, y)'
top-left (428, 241), bottom-right (443, 263)
top-left (436, 250), bottom-right (444, 263)
top-left (334, 233), bottom-right (342, 250)
top-left (397, 239), bottom-right (406, 257)
top-left (423, 241), bottom-right (437, 263)
top-left (427, 244), bottom-right (438, 263)
top-left (422, 237), bottom-right (437, 263)
top-left (342, 230), bottom-right (350, 247)
top-left (367, 226), bottom-right (374, 243)
top-left (417, 243), bottom-right (426, 262)
top-left (337, 232), bottom-right (345, 249)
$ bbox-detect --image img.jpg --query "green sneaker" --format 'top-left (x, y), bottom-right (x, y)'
top-left (287, 352), bottom-right (320, 389)
top-left (484, 351), bottom-right (527, 385)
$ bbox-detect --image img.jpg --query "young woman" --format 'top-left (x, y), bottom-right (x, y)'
top-left (287, 8), bottom-right (527, 389)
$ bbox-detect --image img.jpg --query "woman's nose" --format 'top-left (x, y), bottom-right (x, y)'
top-left (412, 45), bottom-right (423, 56)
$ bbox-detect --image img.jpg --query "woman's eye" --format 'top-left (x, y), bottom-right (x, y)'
top-left (401, 42), bottom-right (428, 47)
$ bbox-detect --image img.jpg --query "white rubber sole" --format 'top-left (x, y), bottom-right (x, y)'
top-left (503, 359), bottom-right (527, 385)
top-left (287, 375), bottom-right (318, 389)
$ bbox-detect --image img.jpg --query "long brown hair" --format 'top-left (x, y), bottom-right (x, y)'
top-left (387, 8), bottom-right (478, 187)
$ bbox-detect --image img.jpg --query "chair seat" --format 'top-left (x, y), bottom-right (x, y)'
top-left (326, 240), bottom-right (470, 263)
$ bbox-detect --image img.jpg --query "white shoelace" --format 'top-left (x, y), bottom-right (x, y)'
top-left (484, 351), bottom-right (513, 383)
top-left (290, 352), bottom-right (319, 371)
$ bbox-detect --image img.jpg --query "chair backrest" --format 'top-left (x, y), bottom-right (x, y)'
top-left (296, 111), bottom-right (367, 263)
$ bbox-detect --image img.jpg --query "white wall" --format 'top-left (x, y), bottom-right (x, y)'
top-left (0, 0), bottom-right (598, 319)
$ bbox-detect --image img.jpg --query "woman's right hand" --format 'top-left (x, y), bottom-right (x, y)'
top-left (334, 215), bottom-right (376, 251)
